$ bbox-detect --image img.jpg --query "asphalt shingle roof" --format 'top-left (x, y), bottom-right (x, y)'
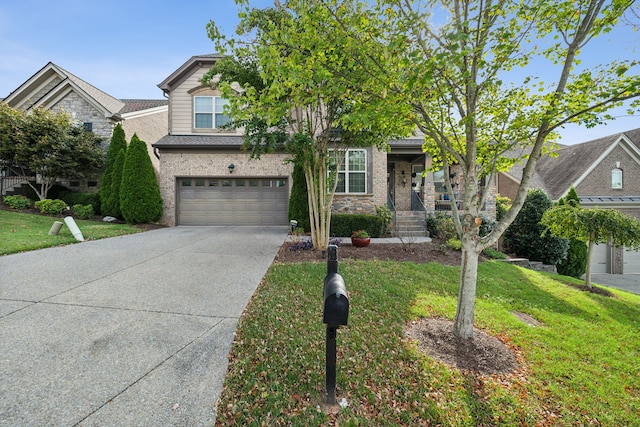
top-left (153, 134), bottom-right (245, 148)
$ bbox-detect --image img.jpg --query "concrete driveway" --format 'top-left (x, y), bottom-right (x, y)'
top-left (591, 274), bottom-right (640, 295)
top-left (0, 226), bottom-right (287, 427)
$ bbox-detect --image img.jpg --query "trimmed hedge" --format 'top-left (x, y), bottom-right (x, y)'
top-left (330, 213), bottom-right (384, 238)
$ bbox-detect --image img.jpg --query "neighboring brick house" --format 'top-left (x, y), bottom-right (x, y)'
top-left (1, 62), bottom-right (167, 194)
top-left (152, 54), bottom-right (498, 227)
top-left (498, 128), bottom-right (640, 274)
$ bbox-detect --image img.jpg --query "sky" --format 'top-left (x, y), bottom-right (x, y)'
top-left (0, 0), bottom-right (638, 145)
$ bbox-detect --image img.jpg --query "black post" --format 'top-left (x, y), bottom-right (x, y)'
top-left (325, 326), bottom-right (337, 405)
top-left (327, 244), bottom-right (338, 275)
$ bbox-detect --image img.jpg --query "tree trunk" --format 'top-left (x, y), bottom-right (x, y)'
top-left (453, 244), bottom-right (480, 340)
top-left (585, 238), bottom-right (594, 288)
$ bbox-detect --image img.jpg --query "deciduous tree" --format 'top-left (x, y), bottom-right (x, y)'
top-left (206, 2), bottom-right (413, 250)
top-left (0, 103), bottom-right (105, 200)
top-left (346, 0), bottom-right (640, 338)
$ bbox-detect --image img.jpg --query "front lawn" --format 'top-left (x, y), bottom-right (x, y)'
top-left (215, 259), bottom-right (640, 426)
top-left (0, 209), bottom-right (143, 255)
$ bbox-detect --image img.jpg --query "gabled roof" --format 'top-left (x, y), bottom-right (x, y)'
top-left (157, 54), bottom-right (223, 94)
top-left (4, 62), bottom-right (125, 119)
top-left (537, 128), bottom-right (640, 199)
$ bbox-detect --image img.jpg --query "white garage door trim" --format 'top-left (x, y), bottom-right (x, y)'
top-left (178, 177), bottom-right (288, 226)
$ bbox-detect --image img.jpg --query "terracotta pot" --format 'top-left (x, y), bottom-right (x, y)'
top-left (351, 237), bottom-right (371, 247)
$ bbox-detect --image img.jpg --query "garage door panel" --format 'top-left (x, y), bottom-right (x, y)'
top-left (590, 243), bottom-right (609, 274)
top-left (624, 247), bottom-right (640, 274)
top-left (178, 177), bottom-right (288, 226)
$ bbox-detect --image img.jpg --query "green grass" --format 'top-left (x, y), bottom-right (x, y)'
top-left (215, 260), bottom-right (640, 426)
top-left (0, 209), bottom-right (143, 255)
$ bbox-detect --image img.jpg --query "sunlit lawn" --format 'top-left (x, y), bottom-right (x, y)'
top-left (215, 259), bottom-right (640, 426)
top-left (0, 209), bottom-right (143, 255)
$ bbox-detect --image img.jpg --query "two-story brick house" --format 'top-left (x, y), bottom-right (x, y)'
top-left (498, 128), bottom-right (640, 274)
top-left (153, 54), bottom-right (497, 228)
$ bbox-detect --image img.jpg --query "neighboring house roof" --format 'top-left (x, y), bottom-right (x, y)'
top-left (4, 62), bottom-right (125, 119)
top-left (3, 62), bottom-right (168, 123)
top-left (120, 99), bottom-right (168, 114)
top-left (153, 134), bottom-right (244, 148)
top-left (158, 54), bottom-right (223, 94)
top-left (537, 128), bottom-right (640, 200)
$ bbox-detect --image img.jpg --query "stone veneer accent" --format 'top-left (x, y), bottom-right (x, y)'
top-left (52, 92), bottom-right (116, 142)
top-left (157, 150), bottom-right (293, 225)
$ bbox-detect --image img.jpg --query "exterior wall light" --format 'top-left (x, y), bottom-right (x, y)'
top-left (228, 163), bottom-right (235, 173)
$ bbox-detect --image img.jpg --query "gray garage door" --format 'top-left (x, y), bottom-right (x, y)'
top-left (178, 177), bottom-right (288, 226)
top-left (623, 247), bottom-right (640, 274)
top-left (590, 243), bottom-right (610, 274)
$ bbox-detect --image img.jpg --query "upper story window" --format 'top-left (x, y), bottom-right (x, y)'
top-left (194, 96), bottom-right (231, 129)
top-left (612, 168), bottom-right (623, 189)
top-left (83, 122), bottom-right (93, 132)
top-left (330, 149), bottom-right (367, 194)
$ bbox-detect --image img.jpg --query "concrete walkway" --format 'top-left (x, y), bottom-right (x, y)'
top-left (0, 226), bottom-right (287, 427)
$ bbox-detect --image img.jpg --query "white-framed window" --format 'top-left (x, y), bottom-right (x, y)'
top-left (612, 168), bottom-right (623, 189)
top-left (330, 149), bottom-right (367, 193)
top-left (194, 96), bottom-right (231, 129)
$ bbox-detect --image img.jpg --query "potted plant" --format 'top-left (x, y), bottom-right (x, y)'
top-left (351, 230), bottom-right (371, 247)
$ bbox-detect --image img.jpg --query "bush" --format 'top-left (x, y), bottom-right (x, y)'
top-left (330, 213), bottom-right (384, 237)
top-left (503, 188), bottom-right (569, 265)
top-left (120, 134), bottom-right (163, 224)
top-left (3, 195), bottom-right (33, 209)
top-left (557, 238), bottom-right (588, 278)
top-left (72, 204), bottom-right (95, 220)
top-left (482, 247), bottom-right (508, 260)
top-left (446, 238), bottom-right (462, 250)
top-left (496, 195), bottom-right (512, 221)
top-left (287, 162), bottom-right (310, 233)
top-left (59, 190), bottom-right (101, 215)
top-left (375, 205), bottom-right (394, 235)
top-left (34, 199), bottom-right (67, 215)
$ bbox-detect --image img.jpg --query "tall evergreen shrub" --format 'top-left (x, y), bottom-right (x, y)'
top-left (99, 124), bottom-right (127, 216)
top-left (288, 162), bottom-right (310, 232)
top-left (110, 149), bottom-right (126, 218)
top-left (556, 187), bottom-right (588, 278)
top-left (120, 134), bottom-right (163, 224)
top-left (503, 188), bottom-right (569, 265)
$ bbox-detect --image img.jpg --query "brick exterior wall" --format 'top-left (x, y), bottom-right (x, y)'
top-left (157, 150), bottom-right (293, 225)
top-left (576, 145), bottom-right (640, 198)
top-left (121, 110), bottom-right (168, 173)
top-left (497, 173), bottom-right (520, 202)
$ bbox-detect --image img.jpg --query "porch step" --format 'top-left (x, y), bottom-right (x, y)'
top-left (393, 211), bottom-right (428, 238)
